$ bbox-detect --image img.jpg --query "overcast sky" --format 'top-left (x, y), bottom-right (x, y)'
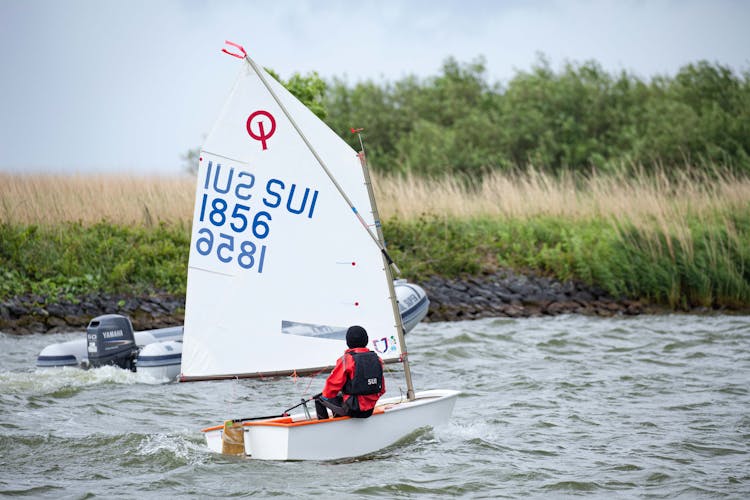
top-left (1, 0), bottom-right (748, 174)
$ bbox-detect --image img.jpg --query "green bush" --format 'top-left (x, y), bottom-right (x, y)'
top-left (1, 211), bottom-right (748, 311)
top-left (323, 57), bottom-right (750, 177)
top-left (381, 213), bottom-right (749, 309)
top-left (0, 222), bottom-right (190, 301)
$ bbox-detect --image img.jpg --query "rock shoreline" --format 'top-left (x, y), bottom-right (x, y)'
top-left (0, 269), bottom-right (698, 335)
top-left (421, 269), bottom-right (649, 322)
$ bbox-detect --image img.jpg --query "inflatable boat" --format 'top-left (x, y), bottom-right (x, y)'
top-left (36, 280), bottom-right (430, 381)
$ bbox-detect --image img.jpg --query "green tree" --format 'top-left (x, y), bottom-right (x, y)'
top-left (322, 55), bottom-right (750, 177)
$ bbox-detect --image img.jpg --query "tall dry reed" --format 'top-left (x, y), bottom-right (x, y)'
top-left (0, 173), bottom-right (195, 226)
top-left (374, 168), bottom-right (750, 224)
top-left (2, 169), bottom-right (748, 231)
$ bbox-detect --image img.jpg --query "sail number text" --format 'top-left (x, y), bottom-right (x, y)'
top-left (193, 160), bottom-right (319, 273)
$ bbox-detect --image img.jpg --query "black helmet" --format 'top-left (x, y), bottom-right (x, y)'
top-left (346, 325), bottom-right (368, 348)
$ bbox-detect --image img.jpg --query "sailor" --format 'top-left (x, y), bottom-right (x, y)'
top-left (315, 325), bottom-right (385, 419)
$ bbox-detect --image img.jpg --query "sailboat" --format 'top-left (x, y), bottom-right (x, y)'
top-left (190, 41), bottom-right (459, 460)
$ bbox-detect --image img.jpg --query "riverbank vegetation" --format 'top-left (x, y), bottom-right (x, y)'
top-left (2, 56), bottom-right (749, 311)
top-left (1, 168), bottom-right (748, 310)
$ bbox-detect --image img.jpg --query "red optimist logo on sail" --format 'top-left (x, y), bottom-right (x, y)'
top-left (246, 110), bottom-right (276, 150)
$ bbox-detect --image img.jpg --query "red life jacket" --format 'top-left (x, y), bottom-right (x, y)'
top-left (322, 348), bottom-right (385, 413)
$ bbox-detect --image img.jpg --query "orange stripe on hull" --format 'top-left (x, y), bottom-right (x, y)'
top-left (201, 406), bottom-right (386, 432)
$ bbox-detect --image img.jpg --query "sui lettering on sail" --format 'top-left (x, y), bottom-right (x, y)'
top-left (195, 160), bottom-right (269, 272)
top-left (263, 178), bottom-right (319, 219)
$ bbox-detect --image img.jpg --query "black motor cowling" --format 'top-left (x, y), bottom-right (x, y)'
top-left (86, 314), bottom-right (138, 371)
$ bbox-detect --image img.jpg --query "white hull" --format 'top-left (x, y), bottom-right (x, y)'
top-left (36, 325), bottom-right (184, 381)
top-left (136, 340), bottom-right (183, 380)
top-left (203, 389), bottom-right (459, 460)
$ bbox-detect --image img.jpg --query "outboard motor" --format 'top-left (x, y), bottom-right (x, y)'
top-left (86, 314), bottom-right (138, 371)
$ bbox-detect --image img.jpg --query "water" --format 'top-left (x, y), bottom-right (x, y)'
top-left (2, 315), bottom-right (749, 498)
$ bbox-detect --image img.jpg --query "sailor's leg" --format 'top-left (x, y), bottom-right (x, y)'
top-left (316, 395), bottom-right (347, 418)
top-left (315, 398), bottom-right (330, 419)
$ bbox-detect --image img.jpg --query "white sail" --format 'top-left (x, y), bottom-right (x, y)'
top-left (181, 63), bottom-right (402, 380)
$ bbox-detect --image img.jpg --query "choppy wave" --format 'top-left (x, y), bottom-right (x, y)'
top-left (0, 365), bottom-right (169, 398)
top-left (2, 314), bottom-right (750, 498)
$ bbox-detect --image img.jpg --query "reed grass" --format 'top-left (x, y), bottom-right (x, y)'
top-left (374, 167), bottom-right (750, 224)
top-left (1, 169), bottom-right (748, 309)
top-left (0, 173), bottom-right (195, 226)
top-left (2, 168), bottom-right (748, 228)
top-left (377, 167), bottom-right (750, 309)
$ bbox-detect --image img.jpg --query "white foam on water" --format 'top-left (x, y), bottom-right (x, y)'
top-left (1, 365), bottom-right (148, 397)
top-left (136, 432), bottom-right (209, 465)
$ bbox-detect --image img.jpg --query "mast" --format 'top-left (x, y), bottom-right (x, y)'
top-left (353, 131), bottom-right (416, 401)
top-left (231, 43), bottom-right (415, 401)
